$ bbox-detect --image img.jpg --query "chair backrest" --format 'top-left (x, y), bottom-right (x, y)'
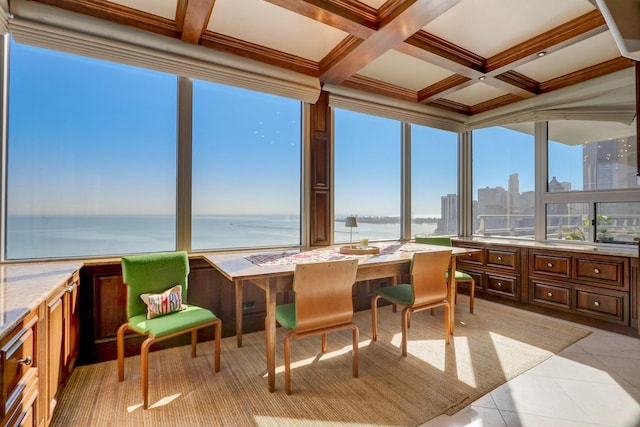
top-left (415, 236), bottom-right (452, 247)
top-left (121, 251), bottom-right (190, 319)
top-left (410, 250), bottom-right (452, 306)
top-left (292, 259), bottom-right (359, 332)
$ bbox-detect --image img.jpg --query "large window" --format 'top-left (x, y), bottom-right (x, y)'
top-left (548, 120), bottom-right (638, 192)
top-left (411, 124), bottom-right (458, 237)
top-left (334, 109), bottom-right (401, 243)
top-left (545, 119), bottom-right (639, 244)
top-left (191, 80), bottom-right (302, 250)
top-left (472, 124), bottom-right (535, 238)
top-left (6, 39), bottom-right (177, 259)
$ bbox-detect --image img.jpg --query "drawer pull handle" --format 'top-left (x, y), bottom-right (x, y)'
top-left (547, 262), bottom-right (553, 268)
top-left (497, 256), bottom-right (503, 261)
top-left (497, 282), bottom-right (503, 287)
top-left (594, 268), bottom-right (600, 274)
top-left (547, 292), bottom-right (553, 297)
top-left (18, 356), bottom-right (32, 366)
top-left (594, 301), bottom-right (601, 307)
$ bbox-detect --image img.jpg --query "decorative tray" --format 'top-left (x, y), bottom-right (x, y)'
top-left (339, 245), bottom-right (380, 255)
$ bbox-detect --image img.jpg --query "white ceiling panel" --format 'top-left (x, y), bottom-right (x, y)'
top-left (208, 0), bottom-right (348, 61)
top-left (358, 49), bottom-right (455, 91)
top-left (109, 0), bottom-right (176, 20)
top-left (424, 0), bottom-right (595, 58)
top-left (514, 32), bottom-right (622, 82)
top-left (444, 83), bottom-right (509, 106)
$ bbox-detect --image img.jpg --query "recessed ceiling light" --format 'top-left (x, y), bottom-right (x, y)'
top-left (537, 51), bottom-right (547, 57)
top-left (478, 76), bottom-right (486, 81)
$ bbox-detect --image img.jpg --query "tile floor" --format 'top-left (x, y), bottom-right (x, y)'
top-left (422, 316), bottom-right (640, 427)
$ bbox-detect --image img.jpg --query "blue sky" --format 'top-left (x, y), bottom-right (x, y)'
top-left (8, 37), bottom-right (572, 218)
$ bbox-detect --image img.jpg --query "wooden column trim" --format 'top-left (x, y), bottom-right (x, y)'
top-left (309, 90), bottom-right (332, 246)
top-left (636, 62), bottom-right (639, 179)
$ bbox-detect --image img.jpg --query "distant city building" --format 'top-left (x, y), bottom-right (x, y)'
top-left (583, 137), bottom-right (637, 190)
top-left (436, 193), bottom-right (457, 235)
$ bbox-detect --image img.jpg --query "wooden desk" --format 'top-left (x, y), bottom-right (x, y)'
top-left (205, 243), bottom-right (476, 392)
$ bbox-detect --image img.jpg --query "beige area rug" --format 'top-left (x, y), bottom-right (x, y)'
top-left (51, 296), bottom-right (589, 427)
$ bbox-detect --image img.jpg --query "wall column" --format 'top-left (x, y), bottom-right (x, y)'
top-left (308, 90), bottom-right (332, 246)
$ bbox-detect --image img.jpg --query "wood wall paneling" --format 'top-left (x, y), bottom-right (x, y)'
top-left (310, 90), bottom-right (332, 246)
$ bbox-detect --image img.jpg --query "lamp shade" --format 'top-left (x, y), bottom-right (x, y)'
top-left (345, 216), bottom-right (357, 227)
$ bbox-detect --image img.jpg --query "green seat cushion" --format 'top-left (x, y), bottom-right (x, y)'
top-left (276, 303), bottom-right (296, 330)
top-left (128, 305), bottom-right (218, 338)
top-left (446, 270), bottom-right (473, 281)
top-left (373, 284), bottom-right (414, 306)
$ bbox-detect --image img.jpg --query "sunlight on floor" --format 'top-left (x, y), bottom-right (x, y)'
top-left (253, 415), bottom-right (393, 426)
top-left (274, 342), bottom-right (360, 374)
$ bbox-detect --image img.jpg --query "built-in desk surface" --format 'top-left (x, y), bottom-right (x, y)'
top-left (0, 261), bottom-right (83, 339)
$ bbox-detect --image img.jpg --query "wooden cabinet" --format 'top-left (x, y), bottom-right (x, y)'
top-left (455, 242), bottom-right (522, 301)
top-left (45, 271), bottom-right (80, 423)
top-left (1, 311), bottom-right (39, 427)
top-left (528, 250), bottom-right (629, 325)
top-left (454, 240), bottom-right (635, 330)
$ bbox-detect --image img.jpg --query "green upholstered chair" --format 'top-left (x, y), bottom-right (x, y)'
top-left (276, 259), bottom-right (359, 395)
top-left (117, 251), bottom-right (221, 409)
top-left (371, 250), bottom-right (452, 356)
top-left (415, 236), bottom-right (475, 313)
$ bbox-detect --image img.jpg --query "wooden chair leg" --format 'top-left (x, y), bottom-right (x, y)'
top-left (469, 279), bottom-right (475, 314)
top-left (141, 337), bottom-right (154, 409)
top-left (117, 324), bottom-right (127, 382)
top-left (284, 334), bottom-right (292, 395)
top-left (401, 307), bottom-right (410, 357)
top-left (191, 330), bottom-right (197, 358)
top-left (321, 333), bottom-right (328, 352)
top-left (371, 295), bottom-right (380, 341)
top-left (351, 325), bottom-right (359, 378)
top-left (444, 303), bottom-right (451, 344)
top-left (214, 320), bottom-right (221, 373)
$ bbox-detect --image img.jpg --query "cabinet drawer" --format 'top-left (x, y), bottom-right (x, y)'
top-left (531, 281), bottom-right (570, 309)
top-left (1, 313), bottom-right (38, 418)
top-left (486, 275), bottom-right (517, 298)
top-left (575, 288), bottom-right (625, 321)
top-left (575, 258), bottom-right (626, 288)
top-left (457, 247), bottom-right (484, 266)
top-left (531, 253), bottom-right (571, 278)
top-left (486, 249), bottom-right (518, 270)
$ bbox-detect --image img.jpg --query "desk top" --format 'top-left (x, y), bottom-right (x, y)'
top-left (205, 242), bottom-right (473, 282)
top-left (1, 261), bottom-right (83, 339)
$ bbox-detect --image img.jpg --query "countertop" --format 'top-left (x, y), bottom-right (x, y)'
top-left (453, 237), bottom-right (639, 258)
top-left (1, 261), bottom-right (83, 339)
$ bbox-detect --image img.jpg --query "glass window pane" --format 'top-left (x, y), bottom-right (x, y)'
top-left (191, 81), bottom-right (301, 250)
top-left (6, 39), bottom-right (177, 259)
top-left (472, 124), bottom-right (535, 239)
top-left (548, 120), bottom-right (638, 192)
top-left (411, 124), bottom-right (458, 237)
top-left (545, 203), bottom-right (590, 241)
top-left (334, 109), bottom-right (401, 243)
top-left (595, 202), bottom-right (640, 244)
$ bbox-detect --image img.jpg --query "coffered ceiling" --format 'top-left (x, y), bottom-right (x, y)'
top-left (24, 0), bottom-right (636, 116)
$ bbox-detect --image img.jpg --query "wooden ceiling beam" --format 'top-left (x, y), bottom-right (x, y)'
top-left (264, 0), bottom-right (378, 39)
top-left (417, 74), bottom-right (472, 103)
top-left (486, 10), bottom-right (608, 75)
top-left (320, 0), bottom-right (461, 84)
top-left (31, 0), bottom-right (181, 38)
top-left (178, 0), bottom-right (216, 44)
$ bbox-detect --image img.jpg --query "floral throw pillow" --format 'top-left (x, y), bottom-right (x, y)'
top-left (140, 285), bottom-right (187, 319)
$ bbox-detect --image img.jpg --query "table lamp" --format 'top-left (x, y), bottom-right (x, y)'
top-left (345, 216), bottom-right (357, 246)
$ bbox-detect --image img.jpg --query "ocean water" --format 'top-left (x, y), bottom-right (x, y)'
top-left (6, 214), bottom-right (437, 260)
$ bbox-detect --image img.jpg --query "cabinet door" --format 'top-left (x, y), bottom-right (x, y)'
top-left (1, 312), bottom-right (38, 425)
top-left (46, 289), bottom-right (65, 421)
top-left (65, 273), bottom-right (80, 376)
